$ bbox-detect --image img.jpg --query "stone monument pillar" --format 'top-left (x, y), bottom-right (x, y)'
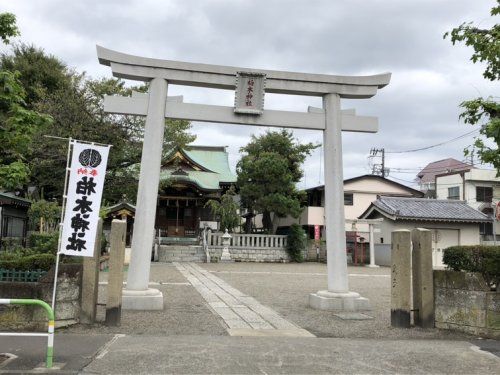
top-left (412, 228), bottom-right (434, 328)
top-left (391, 229), bottom-right (411, 328)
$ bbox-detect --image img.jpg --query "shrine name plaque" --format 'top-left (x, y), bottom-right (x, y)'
top-left (234, 71), bottom-right (266, 115)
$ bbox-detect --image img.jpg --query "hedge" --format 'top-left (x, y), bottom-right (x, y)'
top-left (443, 245), bottom-right (500, 291)
top-left (0, 252), bottom-right (55, 271)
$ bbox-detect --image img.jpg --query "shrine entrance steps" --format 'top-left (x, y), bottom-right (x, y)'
top-left (157, 244), bottom-right (206, 263)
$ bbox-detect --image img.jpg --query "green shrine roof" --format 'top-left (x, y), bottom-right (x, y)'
top-left (160, 146), bottom-right (236, 191)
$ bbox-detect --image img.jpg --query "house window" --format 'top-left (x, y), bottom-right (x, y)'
top-left (447, 186), bottom-right (460, 200)
top-left (344, 193), bottom-right (353, 206)
top-left (2, 216), bottom-right (25, 237)
top-left (476, 186), bottom-right (493, 202)
top-left (479, 222), bottom-right (493, 236)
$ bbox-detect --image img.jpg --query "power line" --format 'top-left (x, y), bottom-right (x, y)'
top-left (385, 128), bottom-right (480, 154)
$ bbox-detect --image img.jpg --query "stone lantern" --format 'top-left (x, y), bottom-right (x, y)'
top-left (220, 229), bottom-right (232, 262)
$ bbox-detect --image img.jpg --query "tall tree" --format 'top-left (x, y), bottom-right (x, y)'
top-left (0, 15), bottom-right (52, 192)
top-left (237, 129), bottom-right (318, 233)
top-left (445, 1), bottom-right (500, 173)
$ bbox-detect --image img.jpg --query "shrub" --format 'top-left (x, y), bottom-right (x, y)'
top-left (0, 237), bottom-right (23, 252)
top-left (0, 252), bottom-right (55, 271)
top-left (443, 245), bottom-right (500, 291)
top-left (287, 224), bottom-right (306, 262)
top-left (28, 232), bottom-right (59, 254)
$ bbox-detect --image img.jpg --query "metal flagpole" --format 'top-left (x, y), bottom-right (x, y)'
top-left (51, 137), bottom-right (73, 312)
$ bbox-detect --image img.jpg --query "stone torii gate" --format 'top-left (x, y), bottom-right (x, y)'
top-left (97, 46), bottom-right (391, 311)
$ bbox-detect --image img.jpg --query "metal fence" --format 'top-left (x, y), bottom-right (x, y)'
top-left (0, 268), bottom-right (47, 282)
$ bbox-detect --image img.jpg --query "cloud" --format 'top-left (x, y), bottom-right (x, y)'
top-left (2, 0), bottom-right (497, 189)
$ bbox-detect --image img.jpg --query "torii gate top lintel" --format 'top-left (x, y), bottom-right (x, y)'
top-left (96, 45), bottom-right (391, 99)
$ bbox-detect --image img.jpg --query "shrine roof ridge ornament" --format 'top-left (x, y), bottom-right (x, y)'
top-left (96, 45), bottom-right (391, 99)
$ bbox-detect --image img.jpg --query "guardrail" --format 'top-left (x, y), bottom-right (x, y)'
top-left (0, 298), bottom-right (54, 368)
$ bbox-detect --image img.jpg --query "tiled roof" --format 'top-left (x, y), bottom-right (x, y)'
top-left (0, 192), bottom-right (31, 207)
top-left (160, 146), bottom-right (236, 191)
top-left (417, 158), bottom-right (471, 184)
top-left (361, 196), bottom-right (490, 222)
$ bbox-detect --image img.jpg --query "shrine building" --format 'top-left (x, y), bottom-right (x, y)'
top-left (155, 145), bottom-right (236, 238)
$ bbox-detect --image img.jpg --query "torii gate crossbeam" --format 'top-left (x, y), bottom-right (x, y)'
top-left (97, 46), bottom-right (391, 311)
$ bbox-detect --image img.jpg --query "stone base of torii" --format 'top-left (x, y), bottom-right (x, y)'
top-left (96, 46), bottom-right (391, 312)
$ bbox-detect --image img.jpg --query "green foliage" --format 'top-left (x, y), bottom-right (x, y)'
top-left (28, 232), bottom-right (59, 254)
top-left (28, 199), bottom-right (60, 232)
top-left (205, 186), bottom-right (240, 232)
top-left (0, 13), bottom-right (19, 45)
top-left (162, 119), bottom-right (196, 161)
top-left (0, 237), bottom-right (23, 252)
top-left (443, 245), bottom-right (500, 290)
top-left (445, 2), bottom-right (500, 173)
top-left (286, 224), bottom-right (306, 262)
top-left (0, 44), bottom-right (72, 109)
top-left (462, 98), bottom-right (500, 172)
top-left (0, 68), bottom-right (52, 191)
top-left (0, 251), bottom-right (55, 271)
top-left (237, 130), bottom-right (318, 233)
top-left (0, 161), bottom-right (30, 191)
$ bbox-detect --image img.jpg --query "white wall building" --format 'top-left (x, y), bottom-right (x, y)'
top-left (279, 175), bottom-right (423, 238)
top-left (359, 196), bottom-right (490, 268)
top-left (435, 168), bottom-right (500, 243)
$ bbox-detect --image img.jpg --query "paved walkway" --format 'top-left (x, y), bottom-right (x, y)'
top-left (174, 262), bottom-right (313, 337)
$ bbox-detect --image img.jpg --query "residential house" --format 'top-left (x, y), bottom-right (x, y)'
top-left (0, 192), bottom-right (31, 249)
top-left (435, 168), bottom-right (500, 243)
top-left (279, 174), bottom-right (424, 238)
top-left (359, 196), bottom-right (490, 267)
top-left (416, 158), bottom-right (471, 197)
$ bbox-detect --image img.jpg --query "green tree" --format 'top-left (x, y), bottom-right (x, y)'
top-left (237, 130), bottom-right (318, 233)
top-left (0, 13), bottom-right (19, 45)
top-left (205, 186), bottom-right (240, 232)
top-left (162, 119), bottom-right (196, 161)
top-left (445, 2), bottom-right (500, 173)
top-left (0, 20), bottom-right (52, 192)
top-left (0, 44), bottom-right (72, 109)
top-left (28, 199), bottom-right (60, 233)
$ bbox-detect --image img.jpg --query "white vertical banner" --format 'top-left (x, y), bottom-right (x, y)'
top-left (60, 141), bottom-right (110, 257)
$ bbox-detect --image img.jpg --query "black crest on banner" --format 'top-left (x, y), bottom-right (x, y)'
top-left (79, 149), bottom-right (102, 168)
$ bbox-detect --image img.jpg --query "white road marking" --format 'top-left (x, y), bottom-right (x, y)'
top-left (95, 334), bottom-right (125, 360)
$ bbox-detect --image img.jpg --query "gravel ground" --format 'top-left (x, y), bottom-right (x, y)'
top-left (64, 261), bottom-right (472, 340)
top-left (200, 262), bottom-right (470, 340)
top-left (63, 263), bottom-right (227, 336)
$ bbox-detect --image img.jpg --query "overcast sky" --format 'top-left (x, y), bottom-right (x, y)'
top-left (2, 0), bottom-right (498, 189)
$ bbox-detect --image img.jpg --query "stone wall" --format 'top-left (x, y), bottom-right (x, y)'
top-left (306, 243), bottom-right (326, 262)
top-left (209, 247), bottom-right (293, 262)
top-left (434, 270), bottom-right (499, 339)
top-left (0, 264), bottom-right (82, 331)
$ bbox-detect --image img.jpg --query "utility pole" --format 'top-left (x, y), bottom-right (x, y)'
top-left (370, 148), bottom-right (388, 177)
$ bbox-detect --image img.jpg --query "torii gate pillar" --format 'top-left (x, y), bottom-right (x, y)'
top-left (97, 46), bottom-right (390, 311)
top-left (308, 94), bottom-right (370, 311)
top-left (121, 78), bottom-right (167, 310)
